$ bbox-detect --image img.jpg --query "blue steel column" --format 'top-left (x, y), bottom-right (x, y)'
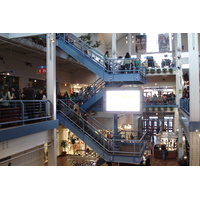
top-left (46, 33), bottom-right (57, 166)
top-left (188, 33), bottom-right (200, 166)
top-left (113, 114), bottom-right (120, 151)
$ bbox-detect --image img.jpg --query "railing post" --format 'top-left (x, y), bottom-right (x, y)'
top-left (21, 101), bottom-right (24, 125)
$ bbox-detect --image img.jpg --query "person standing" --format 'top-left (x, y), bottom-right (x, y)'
top-left (104, 51), bottom-right (110, 72)
top-left (23, 82), bottom-right (36, 119)
top-left (73, 101), bottom-right (80, 114)
top-left (23, 82), bottom-right (35, 100)
top-left (124, 52), bottom-right (132, 72)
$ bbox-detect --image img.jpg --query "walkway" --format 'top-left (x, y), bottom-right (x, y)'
top-left (56, 154), bottom-right (179, 166)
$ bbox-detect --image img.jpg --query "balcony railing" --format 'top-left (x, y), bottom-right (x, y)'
top-left (0, 100), bottom-right (52, 128)
top-left (180, 98), bottom-right (190, 114)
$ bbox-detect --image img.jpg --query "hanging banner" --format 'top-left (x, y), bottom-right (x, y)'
top-left (158, 33), bottom-right (170, 52)
top-left (135, 35), bottom-right (146, 53)
top-left (38, 66), bottom-right (46, 74)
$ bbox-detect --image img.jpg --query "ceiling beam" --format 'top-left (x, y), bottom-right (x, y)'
top-left (0, 33), bottom-right (46, 39)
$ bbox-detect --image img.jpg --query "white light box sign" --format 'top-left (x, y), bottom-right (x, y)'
top-left (105, 90), bottom-right (141, 112)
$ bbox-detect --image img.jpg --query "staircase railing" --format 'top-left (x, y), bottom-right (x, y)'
top-left (58, 99), bottom-right (112, 133)
top-left (57, 33), bottom-right (146, 75)
top-left (82, 78), bottom-right (105, 102)
top-left (57, 99), bottom-right (147, 156)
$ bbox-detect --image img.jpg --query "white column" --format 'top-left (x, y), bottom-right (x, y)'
top-left (188, 33), bottom-right (200, 166)
top-left (174, 33), bottom-right (183, 158)
top-left (190, 132), bottom-right (200, 166)
top-left (112, 33), bottom-right (117, 59)
top-left (175, 33), bottom-right (183, 106)
top-left (46, 33), bottom-right (57, 166)
top-left (128, 33), bottom-right (132, 56)
top-left (188, 33), bottom-right (200, 121)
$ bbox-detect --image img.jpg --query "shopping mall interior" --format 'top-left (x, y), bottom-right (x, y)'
top-left (0, 32), bottom-right (199, 169)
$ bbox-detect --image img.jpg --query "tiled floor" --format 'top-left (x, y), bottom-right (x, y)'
top-left (56, 154), bottom-right (179, 166)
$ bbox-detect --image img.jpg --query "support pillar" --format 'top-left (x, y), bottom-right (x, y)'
top-left (174, 33), bottom-right (183, 159)
top-left (188, 33), bottom-right (200, 166)
top-left (128, 33), bottom-right (132, 56)
top-left (113, 114), bottom-right (120, 150)
top-left (46, 33), bottom-right (57, 166)
top-left (175, 33), bottom-right (183, 106)
top-left (112, 33), bottom-right (117, 59)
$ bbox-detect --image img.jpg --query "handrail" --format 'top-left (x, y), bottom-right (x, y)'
top-left (0, 100), bottom-right (52, 127)
top-left (57, 33), bottom-right (146, 75)
top-left (58, 100), bottom-right (147, 156)
top-left (58, 99), bottom-right (112, 134)
top-left (180, 98), bottom-right (190, 115)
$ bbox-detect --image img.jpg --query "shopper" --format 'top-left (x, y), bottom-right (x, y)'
top-left (104, 51), bottom-right (110, 72)
top-left (23, 82), bottom-right (36, 119)
top-left (124, 52), bottom-right (132, 72)
top-left (73, 101), bottom-right (80, 114)
top-left (161, 144), bottom-right (167, 160)
top-left (1, 85), bottom-right (10, 107)
top-left (23, 82), bottom-right (35, 100)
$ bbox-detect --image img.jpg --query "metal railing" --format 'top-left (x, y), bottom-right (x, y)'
top-left (180, 98), bottom-right (190, 114)
top-left (57, 33), bottom-right (146, 76)
top-left (143, 97), bottom-right (176, 105)
top-left (0, 100), bottom-right (52, 127)
top-left (57, 99), bottom-right (146, 156)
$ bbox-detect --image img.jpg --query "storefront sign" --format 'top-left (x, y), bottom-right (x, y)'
top-left (38, 66), bottom-right (46, 74)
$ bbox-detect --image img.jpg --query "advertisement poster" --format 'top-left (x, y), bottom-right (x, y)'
top-left (135, 35), bottom-right (146, 53)
top-left (158, 33), bottom-right (170, 52)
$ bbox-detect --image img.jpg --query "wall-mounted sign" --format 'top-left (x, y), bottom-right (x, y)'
top-left (38, 66), bottom-right (46, 74)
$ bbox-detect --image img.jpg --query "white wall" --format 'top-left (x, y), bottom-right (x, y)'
top-left (0, 131), bottom-right (50, 166)
top-left (0, 131), bottom-right (49, 160)
top-left (0, 149), bottom-right (44, 166)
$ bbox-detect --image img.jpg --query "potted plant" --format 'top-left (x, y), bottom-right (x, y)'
top-left (79, 33), bottom-right (102, 48)
top-left (168, 68), bottom-right (173, 74)
top-left (146, 68), bottom-right (150, 74)
top-left (61, 140), bottom-right (68, 156)
top-left (157, 68), bottom-right (161, 73)
top-left (162, 68), bottom-right (167, 73)
top-left (150, 68), bottom-right (155, 74)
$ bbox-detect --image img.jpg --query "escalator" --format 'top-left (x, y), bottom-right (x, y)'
top-left (56, 33), bottom-right (146, 84)
top-left (57, 100), bottom-right (147, 164)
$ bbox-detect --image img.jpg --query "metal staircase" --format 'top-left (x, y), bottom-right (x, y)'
top-left (80, 78), bottom-right (124, 111)
top-left (56, 33), bottom-right (146, 84)
top-left (57, 100), bottom-right (147, 164)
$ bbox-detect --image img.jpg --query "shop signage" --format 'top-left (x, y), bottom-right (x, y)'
top-left (38, 66), bottom-right (46, 74)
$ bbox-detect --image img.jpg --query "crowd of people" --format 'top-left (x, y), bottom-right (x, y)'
top-left (57, 85), bottom-right (98, 104)
top-left (0, 82), bottom-right (47, 111)
top-left (144, 92), bottom-right (176, 105)
top-left (104, 51), bottom-right (141, 73)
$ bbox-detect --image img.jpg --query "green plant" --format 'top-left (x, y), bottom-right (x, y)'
top-left (150, 68), bottom-right (155, 74)
top-left (79, 33), bottom-right (102, 48)
top-left (61, 140), bottom-right (68, 152)
top-left (157, 68), bottom-right (161, 73)
top-left (162, 68), bottom-right (167, 73)
top-left (146, 69), bottom-right (150, 74)
top-left (168, 68), bottom-right (173, 73)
